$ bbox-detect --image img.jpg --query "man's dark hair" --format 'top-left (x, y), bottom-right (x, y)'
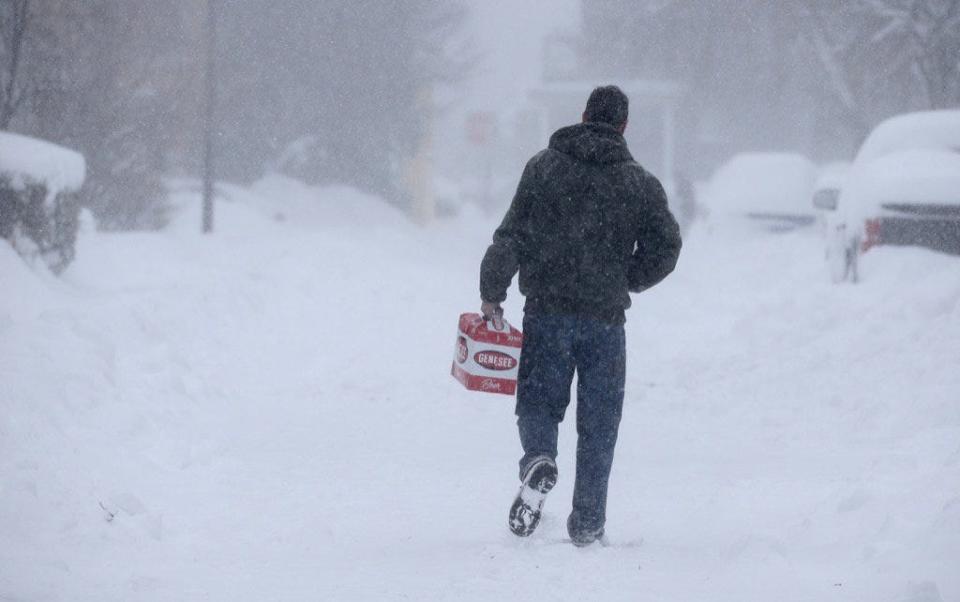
top-left (584, 85), bottom-right (629, 128)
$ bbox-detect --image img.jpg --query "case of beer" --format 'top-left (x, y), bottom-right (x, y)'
top-left (451, 313), bottom-right (523, 395)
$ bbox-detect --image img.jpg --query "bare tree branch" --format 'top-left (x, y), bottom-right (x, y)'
top-left (799, 1), bottom-right (859, 111)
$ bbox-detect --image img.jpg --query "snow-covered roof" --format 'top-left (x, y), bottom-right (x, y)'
top-left (855, 110), bottom-right (960, 165)
top-left (841, 148), bottom-right (960, 210)
top-left (705, 152), bottom-right (817, 215)
top-left (0, 131), bottom-right (86, 193)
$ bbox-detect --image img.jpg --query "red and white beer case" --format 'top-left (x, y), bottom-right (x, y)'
top-left (451, 313), bottom-right (523, 395)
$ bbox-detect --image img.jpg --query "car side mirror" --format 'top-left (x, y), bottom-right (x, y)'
top-left (813, 190), bottom-right (839, 211)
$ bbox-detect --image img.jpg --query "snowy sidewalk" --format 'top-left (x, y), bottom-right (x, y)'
top-left (2, 183), bottom-right (958, 601)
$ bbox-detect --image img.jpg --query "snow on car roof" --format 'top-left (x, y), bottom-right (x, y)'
top-left (855, 110), bottom-right (960, 165)
top-left (0, 131), bottom-right (86, 194)
top-left (705, 152), bottom-right (817, 215)
top-left (841, 148), bottom-right (960, 210)
top-left (814, 161), bottom-right (851, 191)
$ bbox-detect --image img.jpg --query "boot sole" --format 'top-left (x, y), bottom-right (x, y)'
top-left (508, 461), bottom-right (557, 537)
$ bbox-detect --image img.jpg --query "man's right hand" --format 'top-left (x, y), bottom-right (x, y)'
top-left (480, 301), bottom-right (505, 330)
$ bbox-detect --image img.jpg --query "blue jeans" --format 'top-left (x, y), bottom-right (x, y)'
top-left (515, 311), bottom-right (626, 533)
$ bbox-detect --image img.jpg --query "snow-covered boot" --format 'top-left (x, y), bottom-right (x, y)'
top-left (567, 513), bottom-right (605, 547)
top-left (508, 456), bottom-right (558, 537)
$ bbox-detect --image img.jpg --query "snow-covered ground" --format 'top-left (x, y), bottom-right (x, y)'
top-left (2, 177), bottom-right (958, 601)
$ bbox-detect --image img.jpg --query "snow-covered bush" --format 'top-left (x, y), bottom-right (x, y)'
top-left (0, 132), bottom-right (86, 273)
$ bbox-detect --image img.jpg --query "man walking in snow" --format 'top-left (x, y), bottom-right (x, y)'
top-left (480, 85), bottom-right (682, 546)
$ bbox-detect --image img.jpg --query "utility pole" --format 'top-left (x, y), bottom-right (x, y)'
top-left (202, 0), bottom-right (218, 233)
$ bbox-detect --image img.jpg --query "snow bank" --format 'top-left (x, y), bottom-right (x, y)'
top-left (704, 152), bottom-right (817, 215)
top-left (164, 174), bottom-right (412, 237)
top-left (249, 173), bottom-right (410, 230)
top-left (856, 110), bottom-right (960, 164)
top-left (0, 131), bottom-right (86, 194)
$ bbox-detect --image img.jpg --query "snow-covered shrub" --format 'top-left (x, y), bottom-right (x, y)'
top-left (0, 132), bottom-right (86, 273)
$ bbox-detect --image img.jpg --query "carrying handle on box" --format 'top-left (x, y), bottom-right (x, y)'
top-left (486, 308), bottom-right (506, 332)
top-left (480, 301), bottom-right (507, 331)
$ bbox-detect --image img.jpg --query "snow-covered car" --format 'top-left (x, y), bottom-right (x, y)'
top-left (823, 110), bottom-right (960, 282)
top-left (703, 152), bottom-right (818, 232)
top-left (811, 162), bottom-right (850, 216)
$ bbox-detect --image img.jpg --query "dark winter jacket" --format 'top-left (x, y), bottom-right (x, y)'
top-left (480, 122), bottom-right (682, 324)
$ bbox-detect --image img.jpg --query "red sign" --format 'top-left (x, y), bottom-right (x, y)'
top-left (474, 351), bottom-right (518, 371)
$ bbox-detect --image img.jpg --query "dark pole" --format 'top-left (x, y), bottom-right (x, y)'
top-left (202, 0), bottom-right (218, 234)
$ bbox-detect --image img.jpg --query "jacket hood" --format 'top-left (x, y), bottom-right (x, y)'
top-left (548, 122), bottom-right (633, 165)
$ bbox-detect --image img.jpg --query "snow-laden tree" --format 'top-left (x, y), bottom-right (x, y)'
top-left (215, 1), bottom-right (469, 205)
top-left (801, 0), bottom-right (960, 136)
top-left (859, 0), bottom-right (960, 108)
top-left (10, 1), bottom-right (469, 225)
top-left (17, 1), bottom-right (207, 230)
